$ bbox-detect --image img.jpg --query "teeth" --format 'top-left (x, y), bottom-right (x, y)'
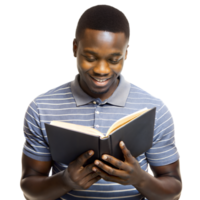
top-left (97, 79), bottom-right (106, 82)
top-left (93, 78), bottom-right (107, 82)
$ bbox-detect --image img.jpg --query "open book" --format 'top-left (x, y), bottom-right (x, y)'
top-left (45, 107), bottom-right (156, 167)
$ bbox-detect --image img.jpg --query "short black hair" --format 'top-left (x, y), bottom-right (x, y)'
top-left (75, 5), bottom-right (130, 41)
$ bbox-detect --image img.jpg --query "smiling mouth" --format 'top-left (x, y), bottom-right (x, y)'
top-left (91, 77), bottom-right (111, 87)
top-left (92, 77), bottom-right (109, 82)
top-left (91, 76), bottom-right (111, 82)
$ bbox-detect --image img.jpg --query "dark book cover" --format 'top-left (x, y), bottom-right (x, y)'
top-left (45, 107), bottom-right (156, 167)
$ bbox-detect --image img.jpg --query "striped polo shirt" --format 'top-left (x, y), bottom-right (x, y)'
top-left (23, 74), bottom-right (179, 200)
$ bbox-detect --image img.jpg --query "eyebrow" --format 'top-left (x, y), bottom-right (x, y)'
top-left (83, 50), bottom-right (122, 56)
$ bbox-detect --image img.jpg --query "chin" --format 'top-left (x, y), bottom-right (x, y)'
top-left (89, 87), bottom-right (110, 95)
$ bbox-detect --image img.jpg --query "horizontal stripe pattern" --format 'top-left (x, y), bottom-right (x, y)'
top-left (22, 78), bottom-right (179, 200)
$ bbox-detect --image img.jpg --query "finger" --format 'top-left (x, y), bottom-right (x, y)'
top-left (83, 176), bottom-right (101, 190)
top-left (73, 150), bottom-right (94, 169)
top-left (92, 167), bottom-right (127, 184)
top-left (119, 141), bottom-right (135, 163)
top-left (80, 163), bottom-right (98, 178)
top-left (92, 160), bottom-right (128, 179)
top-left (102, 154), bottom-right (126, 169)
top-left (82, 171), bottom-right (99, 182)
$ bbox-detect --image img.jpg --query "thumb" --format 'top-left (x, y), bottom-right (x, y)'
top-left (73, 150), bottom-right (94, 169)
top-left (119, 141), bottom-right (135, 163)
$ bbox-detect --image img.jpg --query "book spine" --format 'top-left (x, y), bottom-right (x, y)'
top-left (99, 137), bottom-right (111, 159)
top-left (100, 137), bottom-right (118, 168)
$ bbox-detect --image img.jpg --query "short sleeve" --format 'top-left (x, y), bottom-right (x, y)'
top-left (23, 100), bottom-right (52, 161)
top-left (146, 101), bottom-right (179, 166)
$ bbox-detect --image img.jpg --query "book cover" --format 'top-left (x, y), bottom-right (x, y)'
top-left (45, 107), bottom-right (156, 166)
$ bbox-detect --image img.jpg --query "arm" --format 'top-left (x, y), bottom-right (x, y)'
top-left (92, 141), bottom-right (182, 200)
top-left (21, 101), bottom-right (100, 200)
top-left (133, 160), bottom-right (182, 200)
top-left (20, 154), bottom-right (68, 200)
top-left (20, 150), bottom-right (101, 200)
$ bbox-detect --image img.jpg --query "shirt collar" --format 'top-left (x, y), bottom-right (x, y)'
top-left (71, 74), bottom-right (130, 107)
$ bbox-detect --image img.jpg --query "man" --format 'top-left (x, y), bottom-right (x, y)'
top-left (20, 5), bottom-right (182, 200)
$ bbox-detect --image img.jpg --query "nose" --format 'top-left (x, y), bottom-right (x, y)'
top-left (93, 60), bottom-right (111, 75)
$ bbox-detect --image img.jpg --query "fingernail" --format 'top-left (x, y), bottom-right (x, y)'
top-left (92, 167), bottom-right (96, 171)
top-left (120, 141), bottom-right (124, 146)
top-left (102, 155), bottom-right (107, 160)
top-left (89, 150), bottom-right (94, 155)
top-left (95, 160), bottom-right (99, 165)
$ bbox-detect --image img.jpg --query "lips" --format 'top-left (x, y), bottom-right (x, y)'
top-left (92, 77), bottom-right (110, 82)
top-left (90, 76), bottom-right (112, 87)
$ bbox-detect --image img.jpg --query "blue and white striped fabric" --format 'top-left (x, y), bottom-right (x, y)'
top-left (23, 74), bottom-right (179, 200)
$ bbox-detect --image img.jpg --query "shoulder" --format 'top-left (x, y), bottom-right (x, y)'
top-left (37, 81), bottom-right (72, 98)
top-left (25, 81), bottom-right (74, 117)
top-left (33, 81), bottom-right (73, 104)
top-left (128, 83), bottom-right (164, 110)
top-left (129, 83), bottom-right (172, 123)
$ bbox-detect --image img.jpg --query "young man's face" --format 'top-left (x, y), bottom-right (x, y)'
top-left (73, 29), bottom-right (129, 100)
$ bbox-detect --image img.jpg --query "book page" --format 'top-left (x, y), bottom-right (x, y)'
top-left (106, 108), bottom-right (149, 136)
top-left (50, 121), bottom-right (104, 138)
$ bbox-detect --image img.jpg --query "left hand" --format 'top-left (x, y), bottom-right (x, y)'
top-left (92, 141), bottom-right (145, 186)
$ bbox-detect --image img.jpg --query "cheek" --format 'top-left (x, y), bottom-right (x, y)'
top-left (111, 63), bottom-right (123, 74)
top-left (77, 58), bottom-right (93, 72)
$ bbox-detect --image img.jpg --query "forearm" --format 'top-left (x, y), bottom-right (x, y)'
top-left (21, 170), bottom-right (71, 200)
top-left (134, 171), bottom-right (182, 200)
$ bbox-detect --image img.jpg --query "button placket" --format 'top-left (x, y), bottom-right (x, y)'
top-left (94, 101), bottom-right (100, 129)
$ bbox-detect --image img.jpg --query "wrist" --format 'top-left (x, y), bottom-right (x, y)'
top-left (133, 169), bottom-right (148, 189)
top-left (61, 169), bottom-right (73, 192)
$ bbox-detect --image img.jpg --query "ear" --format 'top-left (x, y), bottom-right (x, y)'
top-left (71, 38), bottom-right (78, 58)
top-left (125, 44), bottom-right (131, 62)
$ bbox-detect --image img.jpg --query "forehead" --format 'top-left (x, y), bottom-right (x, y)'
top-left (78, 29), bottom-right (128, 51)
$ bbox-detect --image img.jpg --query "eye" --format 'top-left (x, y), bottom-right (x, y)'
top-left (109, 58), bottom-right (122, 64)
top-left (81, 54), bottom-right (122, 64)
top-left (82, 55), bottom-right (96, 62)
top-left (86, 57), bottom-right (96, 62)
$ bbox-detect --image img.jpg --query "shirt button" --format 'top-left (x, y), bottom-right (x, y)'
top-left (95, 111), bottom-right (99, 114)
top-left (93, 101), bottom-right (96, 104)
top-left (95, 125), bottom-right (99, 128)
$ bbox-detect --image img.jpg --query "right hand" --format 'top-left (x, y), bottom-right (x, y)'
top-left (62, 150), bottom-right (101, 191)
